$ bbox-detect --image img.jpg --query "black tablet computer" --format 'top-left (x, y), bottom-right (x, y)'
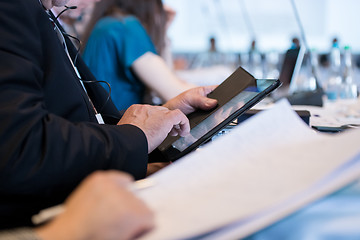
top-left (158, 66), bottom-right (281, 161)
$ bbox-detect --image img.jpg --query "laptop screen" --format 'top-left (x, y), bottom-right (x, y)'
top-left (274, 46), bottom-right (305, 97)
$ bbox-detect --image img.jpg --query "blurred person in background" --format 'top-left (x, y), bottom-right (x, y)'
top-left (246, 39), bottom-right (263, 79)
top-left (52, 0), bottom-right (101, 41)
top-left (82, 0), bottom-right (195, 110)
top-left (291, 36), bottom-right (301, 49)
top-left (192, 36), bottom-right (227, 69)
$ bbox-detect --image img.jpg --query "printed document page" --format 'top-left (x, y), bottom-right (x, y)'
top-left (137, 100), bottom-right (360, 240)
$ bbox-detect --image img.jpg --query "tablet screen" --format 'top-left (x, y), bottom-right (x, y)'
top-left (158, 67), bottom-right (280, 161)
top-left (172, 79), bottom-right (275, 152)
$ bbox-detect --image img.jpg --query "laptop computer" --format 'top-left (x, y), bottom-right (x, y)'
top-left (273, 46), bottom-right (306, 99)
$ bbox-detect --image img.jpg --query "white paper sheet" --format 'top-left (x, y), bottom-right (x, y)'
top-left (138, 99), bottom-right (360, 240)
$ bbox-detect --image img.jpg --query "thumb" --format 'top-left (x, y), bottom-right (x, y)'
top-left (195, 95), bottom-right (218, 110)
top-left (198, 85), bottom-right (218, 110)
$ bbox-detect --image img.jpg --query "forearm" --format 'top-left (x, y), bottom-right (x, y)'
top-left (0, 114), bottom-right (148, 195)
top-left (132, 52), bottom-right (196, 101)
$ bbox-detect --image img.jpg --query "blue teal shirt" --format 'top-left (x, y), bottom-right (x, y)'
top-left (83, 16), bottom-right (157, 110)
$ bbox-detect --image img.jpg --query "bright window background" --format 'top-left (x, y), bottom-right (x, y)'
top-left (164, 0), bottom-right (360, 53)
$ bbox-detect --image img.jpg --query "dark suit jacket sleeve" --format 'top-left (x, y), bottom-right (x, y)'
top-left (0, 0), bottom-right (148, 201)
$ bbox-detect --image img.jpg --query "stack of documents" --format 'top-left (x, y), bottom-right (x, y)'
top-left (138, 100), bottom-right (360, 240)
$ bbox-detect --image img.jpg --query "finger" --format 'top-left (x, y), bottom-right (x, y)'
top-left (183, 86), bottom-right (218, 112)
top-left (169, 124), bottom-right (181, 136)
top-left (169, 123), bottom-right (189, 137)
top-left (191, 93), bottom-right (218, 110)
top-left (200, 86), bottom-right (218, 108)
top-left (177, 120), bottom-right (190, 137)
top-left (175, 114), bottom-right (190, 137)
top-left (203, 97), bottom-right (218, 109)
top-left (168, 110), bottom-right (190, 136)
top-left (202, 85), bottom-right (218, 95)
top-left (169, 128), bottom-right (179, 136)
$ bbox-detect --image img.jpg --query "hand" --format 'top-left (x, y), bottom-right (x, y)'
top-left (35, 171), bottom-right (154, 240)
top-left (118, 104), bottom-right (190, 153)
top-left (163, 86), bottom-right (218, 115)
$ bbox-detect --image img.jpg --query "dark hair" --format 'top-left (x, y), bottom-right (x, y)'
top-left (82, 0), bottom-right (167, 55)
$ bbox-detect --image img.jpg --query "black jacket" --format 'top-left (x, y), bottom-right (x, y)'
top-left (0, 0), bottom-right (148, 229)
